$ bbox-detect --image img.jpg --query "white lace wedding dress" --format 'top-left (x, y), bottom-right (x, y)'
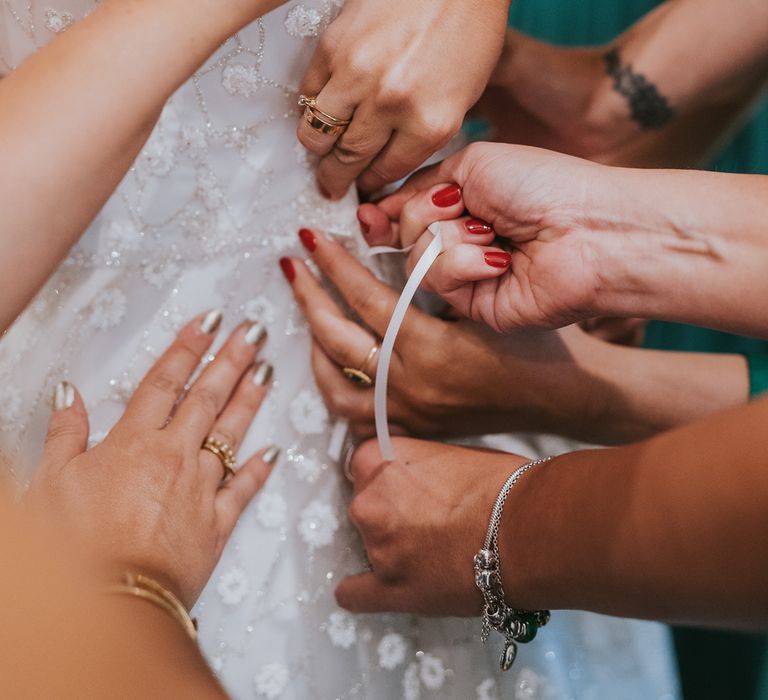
top-left (0, 2), bottom-right (680, 698)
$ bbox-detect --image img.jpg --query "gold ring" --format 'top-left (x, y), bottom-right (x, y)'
top-left (202, 437), bottom-right (237, 480)
top-left (342, 343), bottom-right (379, 388)
top-left (299, 95), bottom-right (351, 137)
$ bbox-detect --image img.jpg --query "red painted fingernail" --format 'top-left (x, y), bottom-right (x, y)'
top-left (279, 257), bottom-right (296, 283)
top-left (357, 210), bottom-right (370, 235)
top-left (465, 218), bottom-right (493, 235)
top-left (484, 251), bottom-right (512, 269)
top-left (432, 184), bottom-right (462, 208)
top-left (298, 228), bottom-right (317, 252)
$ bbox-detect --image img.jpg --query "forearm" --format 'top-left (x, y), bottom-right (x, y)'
top-left (584, 165), bottom-right (768, 338)
top-left (503, 396), bottom-right (768, 629)
top-left (567, 334), bottom-right (749, 444)
top-left (2, 498), bottom-right (226, 698)
top-left (0, 0), bottom-right (283, 332)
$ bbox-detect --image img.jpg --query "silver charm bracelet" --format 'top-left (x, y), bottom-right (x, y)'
top-left (474, 457), bottom-right (553, 671)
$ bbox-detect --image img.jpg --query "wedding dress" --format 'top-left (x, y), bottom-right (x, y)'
top-left (0, 2), bottom-right (680, 698)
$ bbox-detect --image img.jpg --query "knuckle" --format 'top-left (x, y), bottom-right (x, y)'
top-left (44, 422), bottom-right (85, 445)
top-left (145, 369), bottom-right (185, 397)
top-left (332, 143), bottom-right (371, 167)
top-left (348, 498), bottom-right (372, 530)
top-left (413, 111), bottom-right (460, 145)
top-left (186, 386), bottom-right (220, 417)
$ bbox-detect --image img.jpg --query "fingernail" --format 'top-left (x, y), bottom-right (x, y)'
top-left (263, 445), bottom-right (281, 465)
top-left (279, 257), bottom-right (296, 284)
top-left (245, 321), bottom-right (267, 346)
top-left (484, 251), bottom-right (512, 269)
top-left (298, 228), bottom-right (317, 253)
top-left (432, 184), bottom-right (462, 208)
top-left (357, 210), bottom-right (370, 235)
top-left (252, 361), bottom-right (274, 386)
top-left (465, 218), bottom-right (493, 235)
top-left (201, 309), bottom-right (223, 334)
top-left (52, 381), bottom-right (75, 410)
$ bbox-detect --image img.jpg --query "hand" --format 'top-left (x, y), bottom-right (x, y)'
top-left (360, 142), bottom-right (636, 332)
top-left (334, 437), bottom-right (529, 616)
top-left (283, 226), bottom-right (605, 440)
top-left (29, 313), bottom-right (278, 607)
top-left (297, 0), bottom-right (510, 199)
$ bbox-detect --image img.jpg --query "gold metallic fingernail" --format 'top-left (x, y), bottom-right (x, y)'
top-left (200, 309), bottom-right (224, 334)
top-left (252, 361), bottom-right (274, 386)
top-left (245, 321), bottom-right (267, 346)
top-left (52, 381), bottom-right (75, 410)
top-left (263, 446), bottom-right (281, 466)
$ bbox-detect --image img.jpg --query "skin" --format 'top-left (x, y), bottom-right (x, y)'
top-left (364, 143), bottom-right (768, 338)
top-left (335, 396), bottom-right (768, 630)
top-left (0, 0), bottom-right (287, 334)
top-left (296, 0), bottom-right (510, 199)
top-left (475, 0), bottom-right (768, 168)
top-left (4, 314), bottom-right (277, 696)
top-left (285, 227), bottom-right (747, 445)
top-left (29, 315), bottom-right (277, 608)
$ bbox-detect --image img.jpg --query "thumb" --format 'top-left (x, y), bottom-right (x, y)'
top-left (335, 572), bottom-right (401, 614)
top-left (40, 382), bottom-right (90, 473)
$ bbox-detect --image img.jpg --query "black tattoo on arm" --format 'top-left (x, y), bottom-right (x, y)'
top-left (604, 48), bottom-right (674, 130)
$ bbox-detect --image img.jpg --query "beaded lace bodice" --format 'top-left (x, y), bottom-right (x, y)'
top-left (0, 3), bottom-right (680, 698)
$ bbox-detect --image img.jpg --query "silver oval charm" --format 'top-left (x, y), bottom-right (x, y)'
top-left (501, 640), bottom-right (518, 671)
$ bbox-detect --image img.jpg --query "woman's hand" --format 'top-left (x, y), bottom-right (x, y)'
top-left (359, 143), bottom-right (633, 332)
top-left (29, 313), bottom-right (278, 608)
top-left (296, 0), bottom-right (510, 200)
top-left (335, 437), bottom-right (529, 616)
top-left (281, 227), bottom-right (616, 441)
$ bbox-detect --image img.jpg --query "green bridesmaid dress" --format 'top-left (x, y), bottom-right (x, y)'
top-left (507, 2), bottom-right (768, 698)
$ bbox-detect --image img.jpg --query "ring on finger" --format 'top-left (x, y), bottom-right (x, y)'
top-left (202, 436), bottom-right (237, 480)
top-left (299, 95), bottom-right (351, 137)
top-left (342, 343), bottom-right (379, 388)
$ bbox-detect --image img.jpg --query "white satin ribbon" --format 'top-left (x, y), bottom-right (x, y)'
top-left (371, 223), bottom-right (444, 461)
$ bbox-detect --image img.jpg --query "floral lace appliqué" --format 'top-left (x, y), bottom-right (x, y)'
top-left (326, 611), bottom-right (357, 649)
top-left (289, 389), bottom-right (329, 435)
top-left (298, 500), bottom-right (338, 548)
top-left (377, 632), bottom-right (408, 670)
top-left (254, 663), bottom-right (289, 699)
top-left (217, 567), bottom-right (250, 606)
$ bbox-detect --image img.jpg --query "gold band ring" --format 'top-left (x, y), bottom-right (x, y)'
top-left (202, 437), bottom-right (237, 480)
top-left (342, 343), bottom-right (379, 388)
top-left (299, 95), bottom-right (351, 137)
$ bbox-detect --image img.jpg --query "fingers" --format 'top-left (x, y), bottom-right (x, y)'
top-left (216, 446), bottom-right (281, 536)
top-left (421, 243), bottom-right (513, 295)
top-left (124, 311), bottom-right (222, 428)
top-left (296, 76), bottom-right (357, 163)
top-left (357, 203), bottom-right (397, 248)
top-left (335, 572), bottom-right (407, 614)
top-left (170, 320), bottom-right (267, 443)
top-left (289, 256), bottom-right (381, 370)
top-left (39, 382), bottom-right (89, 474)
top-left (397, 183), bottom-right (466, 249)
top-left (311, 343), bottom-right (375, 421)
top-left (296, 228), bottom-right (403, 337)
top-left (357, 129), bottom-right (445, 197)
top-left (316, 102), bottom-right (394, 200)
top-left (200, 360), bottom-right (274, 488)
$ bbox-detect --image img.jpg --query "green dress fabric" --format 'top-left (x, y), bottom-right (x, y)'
top-left (507, 2), bottom-right (768, 698)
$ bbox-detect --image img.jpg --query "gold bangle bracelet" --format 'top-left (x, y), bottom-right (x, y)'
top-left (106, 573), bottom-right (198, 641)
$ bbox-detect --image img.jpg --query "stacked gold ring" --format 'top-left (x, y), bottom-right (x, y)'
top-left (299, 95), bottom-right (351, 137)
top-left (202, 437), bottom-right (237, 480)
top-left (342, 343), bottom-right (379, 388)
